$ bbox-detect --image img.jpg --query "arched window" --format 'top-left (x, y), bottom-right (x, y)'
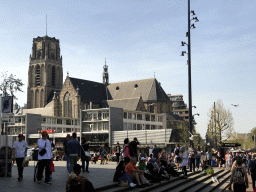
top-left (51, 53), bottom-right (55, 60)
top-left (52, 66), bottom-right (55, 86)
top-left (64, 92), bottom-right (72, 117)
top-left (35, 65), bottom-right (41, 86)
top-left (37, 51), bottom-right (41, 59)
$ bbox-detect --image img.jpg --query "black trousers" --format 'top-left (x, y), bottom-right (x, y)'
top-left (182, 166), bottom-right (187, 177)
top-left (16, 158), bottom-right (24, 178)
top-left (37, 159), bottom-right (51, 183)
top-left (116, 153), bottom-right (120, 163)
top-left (252, 174), bottom-right (256, 189)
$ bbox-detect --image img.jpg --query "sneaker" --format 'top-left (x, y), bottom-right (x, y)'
top-left (46, 182), bottom-right (51, 185)
top-left (37, 180), bottom-right (41, 184)
top-left (129, 183), bottom-right (136, 188)
top-left (86, 170), bottom-right (89, 173)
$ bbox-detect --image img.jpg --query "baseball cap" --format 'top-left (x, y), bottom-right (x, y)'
top-left (141, 157), bottom-right (146, 161)
top-left (18, 134), bottom-right (23, 137)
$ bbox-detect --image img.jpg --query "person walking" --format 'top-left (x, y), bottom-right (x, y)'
top-left (188, 144), bottom-right (196, 172)
top-left (37, 131), bottom-right (53, 184)
top-left (63, 134), bottom-right (71, 173)
top-left (206, 149), bottom-right (212, 166)
top-left (129, 137), bottom-right (140, 160)
top-left (12, 134), bottom-right (28, 181)
top-left (248, 153), bottom-right (256, 189)
top-left (115, 142), bottom-right (121, 164)
top-left (174, 144), bottom-right (181, 170)
top-left (99, 143), bottom-right (105, 165)
top-left (46, 135), bottom-right (55, 180)
top-left (81, 137), bottom-right (90, 173)
top-left (67, 132), bottom-right (81, 173)
top-left (230, 157), bottom-right (248, 192)
top-left (180, 146), bottom-right (188, 179)
top-left (195, 146), bottom-right (202, 171)
top-left (152, 145), bottom-right (159, 160)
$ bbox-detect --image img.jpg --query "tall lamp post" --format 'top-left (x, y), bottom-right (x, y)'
top-left (181, 0), bottom-right (199, 146)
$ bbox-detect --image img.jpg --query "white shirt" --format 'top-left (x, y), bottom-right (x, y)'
top-left (13, 140), bottom-right (28, 158)
top-left (181, 152), bottom-right (188, 167)
top-left (37, 138), bottom-right (53, 160)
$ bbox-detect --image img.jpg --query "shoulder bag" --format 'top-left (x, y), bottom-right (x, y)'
top-left (81, 144), bottom-right (90, 157)
top-left (39, 142), bottom-right (47, 156)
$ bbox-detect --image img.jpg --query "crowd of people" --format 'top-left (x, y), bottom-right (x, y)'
top-left (11, 132), bottom-right (256, 191)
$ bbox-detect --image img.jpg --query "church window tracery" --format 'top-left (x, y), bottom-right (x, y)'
top-left (52, 66), bottom-right (55, 86)
top-left (35, 65), bottom-right (41, 86)
top-left (64, 92), bottom-right (72, 117)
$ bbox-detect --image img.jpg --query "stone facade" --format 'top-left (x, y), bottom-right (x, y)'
top-left (27, 36), bottom-right (63, 109)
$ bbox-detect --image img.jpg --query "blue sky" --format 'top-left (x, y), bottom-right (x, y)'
top-left (0, 0), bottom-right (255, 138)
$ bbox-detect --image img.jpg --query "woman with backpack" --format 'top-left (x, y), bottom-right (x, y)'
top-left (230, 158), bottom-right (248, 191)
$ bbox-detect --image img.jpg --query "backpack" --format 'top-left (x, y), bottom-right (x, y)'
top-left (250, 159), bottom-right (256, 174)
top-left (233, 168), bottom-right (244, 184)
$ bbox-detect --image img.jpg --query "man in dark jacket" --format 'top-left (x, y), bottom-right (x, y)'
top-left (248, 153), bottom-right (256, 189)
top-left (129, 138), bottom-right (140, 160)
top-left (67, 132), bottom-right (81, 174)
top-left (152, 145), bottom-right (159, 159)
top-left (81, 137), bottom-right (90, 173)
top-left (63, 134), bottom-right (71, 172)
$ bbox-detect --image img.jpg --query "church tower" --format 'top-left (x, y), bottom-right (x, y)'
top-left (102, 58), bottom-right (109, 85)
top-left (27, 36), bottom-right (63, 109)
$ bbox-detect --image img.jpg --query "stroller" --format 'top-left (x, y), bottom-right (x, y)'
top-left (32, 149), bottom-right (40, 182)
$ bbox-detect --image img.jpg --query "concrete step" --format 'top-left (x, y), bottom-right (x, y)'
top-left (194, 169), bottom-right (230, 192)
top-left (145, 171), bottom-right (211, 192)
top-left (99, 171), bottom-right (199, 192)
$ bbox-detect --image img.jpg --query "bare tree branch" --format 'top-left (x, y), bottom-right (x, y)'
top-left (0, 71), bottom-right (24, 99)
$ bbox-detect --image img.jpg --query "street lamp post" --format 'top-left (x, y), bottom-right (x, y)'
top-left (181, 0), bottom-right (199, 146)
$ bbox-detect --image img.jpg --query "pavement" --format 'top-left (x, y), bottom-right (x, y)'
top-left (0, 160), bottom-right (117, 192)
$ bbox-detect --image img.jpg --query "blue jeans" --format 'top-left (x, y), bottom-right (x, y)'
top-left (195, 157), bottom-right (200, 169)
top-left (82, 156), bottom-right (90, 171)
top-left (119, 173), bottom-right (133, 184)
top-left (65, 154), bottom-right (71, 173)
top-left (101, 155), bottom-right (104, 163)
top-left (189, 158), bottom-right (195, 172)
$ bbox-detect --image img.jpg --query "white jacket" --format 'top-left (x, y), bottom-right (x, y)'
top-left (37, 138), bottom-right (53, 160)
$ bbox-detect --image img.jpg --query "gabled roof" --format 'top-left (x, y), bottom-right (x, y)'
top-left (47, 90), bottom-right (61, 105)
top-left (69, 77), bottom-right (107, 103)
top-left (107, 78), bottom-right (170, 102)
top-left (103, 98), bottom-right (141, 111)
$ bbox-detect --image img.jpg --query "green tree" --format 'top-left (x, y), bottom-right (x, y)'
top-left (206, 100), bottom-right (234, 146)
top-left (178, 122), bottom-right (189, 147)
top-left (0, 71), bottom-right (24, 99)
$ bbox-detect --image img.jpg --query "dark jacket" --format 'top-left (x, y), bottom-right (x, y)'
top-left (113, 163), bottom-right (126, 182)
top-left (81, 143), bottom-right (89, 160)
top-left (99, 146), bottom-right (105, 156)
top-left (67, 138), bottom-right (81, 156)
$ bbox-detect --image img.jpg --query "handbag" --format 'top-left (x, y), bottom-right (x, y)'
top-left (22, 156), bottom-right (30, 167)
top-left (39, 142), bottom-right (47, 156)
top-left (50, 161), bottom-right (55, 172)
top-left (81, 144), bottom-right (90, 157)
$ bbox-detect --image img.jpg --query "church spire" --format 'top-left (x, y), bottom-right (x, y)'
top-left (103, 57), bottom-right (109, 85)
